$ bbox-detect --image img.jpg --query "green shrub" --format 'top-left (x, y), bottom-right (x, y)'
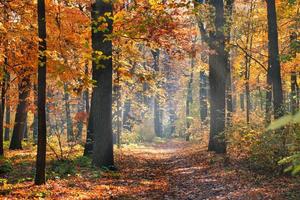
top-left (227, 122), bottom-right (287, 172)
top-left (49, 159), bottom-right (76, 178)
top-left (74, 156), bottom-right (91, 168)
top-left (0, 158), bottom-right (13, 174)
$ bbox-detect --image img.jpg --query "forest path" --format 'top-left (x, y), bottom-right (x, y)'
top-left (2, 140), bottom-right (298, 199)
top-left (109, 140), bottom-right (290, 200)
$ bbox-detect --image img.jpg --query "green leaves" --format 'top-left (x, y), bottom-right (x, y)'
top-left (267, 111), bottom-right (300, 130)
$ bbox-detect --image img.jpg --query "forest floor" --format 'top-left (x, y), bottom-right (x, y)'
top-left (1, 139), bottom-right (300, 199)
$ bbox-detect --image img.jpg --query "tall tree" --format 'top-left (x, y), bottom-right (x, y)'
top-left (207, 0), bottom-right (227, 153)
top-left (35, 0), bottom-right (47, 185)
top-left (0, 70), bottom-right (6, 155)
top-left (152, 49), bottom-right (163, 138)
top-left (225, 0), bottom-right (234, 125)
top-left (4, 82), bottom-right (10, 141)
top-left (186, 37), bottom-right (196, 141)
top-left (266, 0), bottom-right (284, 119)
top-left (0, 3), bottom-right (9, 156)
top-left (197, 0), bottom-right (229, 153)
top-left (89, 0), bottom-right (114, 167)
top-left (9, 71), bottom-right (31, 150)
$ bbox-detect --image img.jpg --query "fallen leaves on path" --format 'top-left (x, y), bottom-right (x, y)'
top-left (1, 140), bottom-right (299, 199)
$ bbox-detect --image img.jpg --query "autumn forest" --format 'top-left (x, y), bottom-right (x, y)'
top-left (0, 0), bottom-right (300, 199)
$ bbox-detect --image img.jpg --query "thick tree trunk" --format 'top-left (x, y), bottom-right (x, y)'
top-left (208, 0), bottom-right (227, 154)
top-left (90, 0), bottom-right (114, 167)
top-left (35, 0), bottom-right (47, 185)
top-left (9, 73), bottom-right (31, 150)
top-left (266, 0), bottom-right (284, 119)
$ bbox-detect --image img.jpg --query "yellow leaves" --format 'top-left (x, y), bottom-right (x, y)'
top-left (0, 22), bottom-right (7, 33)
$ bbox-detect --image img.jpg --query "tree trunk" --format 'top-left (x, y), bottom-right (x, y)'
top-left (90, 0), bottom-right (114, 167)
top-left (199, 71), bottom-right (208, 121)
top-left (122, 100), bottom-right (131, 131)
top-left (208, 0), bottom-right (227, 154)
top-left (9, 73), bottom-right (31, 150)
top-left (84, 101), bottom-right (94, 157)
top-left (266, 0), bottom-right (284, 119)
top-left (225, 0), bottom-right (234, 125)
top-left (76, 95), bottom-right (84, 141)
top-left (64, 84), bottom-right (74, 141)
top-left (0, 6), bottom-right (9, 155)
top-left (186, 41), bottom-right (195, 141)
top-left (4, 73), bottom-right (10, 141)
top-left (291, 71), bottom-right (298, 114)
top-left (23, 117), bottom-right (28, 140)
top-left (32, 84), bottom-right (38, 144)
top-left (152, 49), bottom-right (163, 138)
top-left (0, 74), bottom-right (6, 156)
top-left (35, 0), bottom-right (47, 185)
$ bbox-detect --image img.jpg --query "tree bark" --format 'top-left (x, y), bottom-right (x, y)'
top-left (266, 0), bottom-right (284, 119)
top-left (207, 0), bottom-right (227, 154)
top-left (32, 84), bottom-right (38, 144)
top-left (9, 72), bottom-right (31, 150)
top-left (225, 0), bottom-right (234, 125)
top-left (0, 74), bottom-right (6, 156)
top-left (90, 0), bottom-right (114, 167)
top-left (35, 0), bottom-right (47, 185)
top-left (4, 73), bottom-right (10, 141)
top-left (84, 101), bottom-right (94, 157)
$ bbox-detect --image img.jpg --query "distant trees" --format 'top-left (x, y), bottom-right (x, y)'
top-left (35, 0), bottom-right (47, 185)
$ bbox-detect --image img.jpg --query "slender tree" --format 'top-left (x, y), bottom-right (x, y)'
top-left (186, 37), bottom-right (196, 141)
top-left (4, 84), bottom-right (10, 141)
top-left (152, 49), bottom-right (163, 138)
top-left (64, 83), bottom-right (74, 141)
top-left (199, 71), bottom-right (208, 122)
top-left (35, 0), bottom-right (47, 185)
top-left (0, 4), bottom-right (9, 156)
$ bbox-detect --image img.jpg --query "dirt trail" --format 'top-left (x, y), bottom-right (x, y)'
top-left (111, 140), bottom-right (298, 200)
top-left (2, 140), bottom-right (299, 199)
